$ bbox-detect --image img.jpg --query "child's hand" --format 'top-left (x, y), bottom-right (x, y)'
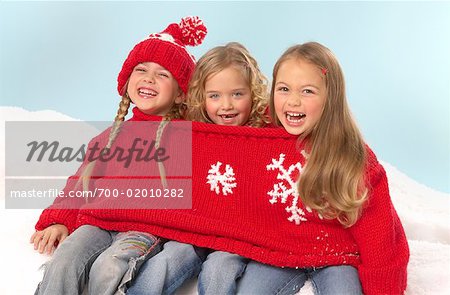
top-left (30, 224), bottom-right (69, 255)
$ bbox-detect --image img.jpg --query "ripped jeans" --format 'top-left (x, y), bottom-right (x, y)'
top-left (35, 225), bottom-right (161, 295)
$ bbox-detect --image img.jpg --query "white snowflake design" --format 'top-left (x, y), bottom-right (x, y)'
top-left (206, 162), bottom-right (237, 196)
top-left (266, 154), bottom-right (308, 225)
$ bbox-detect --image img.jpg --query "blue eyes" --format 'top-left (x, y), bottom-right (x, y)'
top-left (208, 92), bottom-right (244, 99)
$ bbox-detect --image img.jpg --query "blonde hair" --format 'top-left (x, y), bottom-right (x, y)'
top-left (186, 42), bottom-right (270, 127)
top-left (270, 42), bottom-right (368, 227)
top-left (78, 81), bottom-right (185, 191)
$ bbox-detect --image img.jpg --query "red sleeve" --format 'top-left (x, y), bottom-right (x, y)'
top-left (34, 131), bottom-right (109, 233)
top-left (350, 148), bottom-right (409, 294)
top-left (34, 176), bottom-right (85, 233)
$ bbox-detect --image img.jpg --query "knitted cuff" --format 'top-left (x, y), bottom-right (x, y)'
top-left (358, 264), bottom-right (408, 295)
top-left (35, 208), bottom-right (78, 233)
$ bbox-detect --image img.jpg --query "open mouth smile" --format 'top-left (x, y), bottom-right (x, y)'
top-left (138, 87), bottom-right (158, 98)
top-left (219, 114), bottom-right (238, 119)
top-left (286, 111), bottom-right (306, 123)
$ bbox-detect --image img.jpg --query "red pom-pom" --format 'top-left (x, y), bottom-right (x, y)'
top-left (179, 16), bottom-right (207, 46)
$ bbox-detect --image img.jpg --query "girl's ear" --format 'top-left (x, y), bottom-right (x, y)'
top-left (174, 89), bottom-right (186, 104)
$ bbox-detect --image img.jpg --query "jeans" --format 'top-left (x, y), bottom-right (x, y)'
top-left (35, 225), bottom-right (161, 295)
top-left (89, 230), bottom-right (161, 294)
top-left (198, 251), bottom-right (248, 295)
top-left (236, 260), bottom-right (362, 295)
top-left (127, 241), bottom-right (208, 295)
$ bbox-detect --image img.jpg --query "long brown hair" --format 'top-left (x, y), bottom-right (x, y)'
top-left (186, 42), bottom-right (269, 127)
top-left (270, 42), bottom-right (368, 227)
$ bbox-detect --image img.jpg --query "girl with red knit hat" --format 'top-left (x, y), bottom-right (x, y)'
top-left (31, 16), bottom-right (207, 295)
top-left (235, 42), bottom-right (409, 294)
top-left (127, 42), bottom-right (270, 295)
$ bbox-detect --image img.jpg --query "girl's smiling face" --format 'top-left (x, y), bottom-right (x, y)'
top-left (274, 58), bottom-right (326, 135)
top-left (204, 66), bottom-right (252, 126)
top-left (127, 62), bottom-right (184, 116)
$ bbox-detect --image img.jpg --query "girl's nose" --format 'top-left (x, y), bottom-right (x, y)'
top-left (287, 94), bottom-right (301, 107)
top-left (221, 97), bottom-right (234, 110)
top-left (143, 72), bottom-right (155, 84)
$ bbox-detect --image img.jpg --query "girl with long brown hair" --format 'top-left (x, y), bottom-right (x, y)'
top-left (237, 42), bottom-right (409, 295)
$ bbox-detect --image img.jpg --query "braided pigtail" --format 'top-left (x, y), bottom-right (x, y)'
top-left (154, 115), bottom-right (171, 188)
top-left (77, 94), bottom-right (131, 194)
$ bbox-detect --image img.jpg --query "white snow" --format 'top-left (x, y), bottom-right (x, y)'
top-left (0, 106), bottom-right (449, 294)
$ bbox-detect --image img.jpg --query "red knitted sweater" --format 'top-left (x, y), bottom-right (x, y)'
top-left (35, 107), bottom-right (409, 294)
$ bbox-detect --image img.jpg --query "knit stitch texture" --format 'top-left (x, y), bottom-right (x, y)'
top-left (36, 107), bottom-right (409, 294)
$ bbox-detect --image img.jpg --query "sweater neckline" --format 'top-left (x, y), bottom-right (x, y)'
top-left (130, 107), bottom-right (164, 122)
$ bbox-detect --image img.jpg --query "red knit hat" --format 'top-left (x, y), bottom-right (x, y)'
top-left (117, 16), bottom-right (207, 96)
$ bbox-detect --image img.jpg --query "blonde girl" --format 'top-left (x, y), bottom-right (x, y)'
top-left (191, 42), bottom-right (270, 295)
top-left (129, 42), bottom-right (270, 295)
top-left (187, 42), bottom-right (269, 127)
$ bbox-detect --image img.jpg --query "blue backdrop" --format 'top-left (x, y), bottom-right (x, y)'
top-left (1, 1), bottom-right (449, 193)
